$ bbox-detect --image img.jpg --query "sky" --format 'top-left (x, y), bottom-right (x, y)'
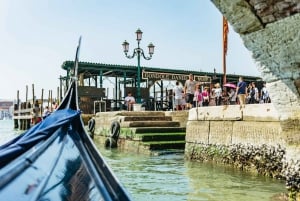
top-left (0, 0), bottom-right (260, 101)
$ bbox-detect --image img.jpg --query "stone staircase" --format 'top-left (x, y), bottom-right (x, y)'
top-left (117, 111), bottom-right (186, 154)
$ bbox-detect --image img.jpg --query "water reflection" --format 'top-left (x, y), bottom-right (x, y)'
top-left (97, 146), bottom-right (287, 201)
top-left (185, 161), bottom-right (286, 201)
top-left (38, 135), bottom-right (104, 201)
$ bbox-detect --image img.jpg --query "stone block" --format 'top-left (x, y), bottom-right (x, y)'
top-left (165, 111), bottom-right (189, 127)
top-left (209, 121), bottom-right (233, 145)
top-left (281, 118), bottom-right (300, 145)
top-left (94, 111), bottom-right (121, 135)
top-left (95, 111), bottom-right (119, 118)
top-left (232, 121), bottom-right (284, 146)
top-left (242, 103), bottom-right (280, 121)
top-left (185, 121), bottom-right (209, 144)
top-left (285, 144), bottom-right (300, 162)
top-left (188, 105), bottom-right (242, 121)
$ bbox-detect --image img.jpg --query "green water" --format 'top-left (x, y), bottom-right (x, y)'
top-left (0, 120), bottom-right (287, 201)
top-left (96, 146), bottom-right (287, 201)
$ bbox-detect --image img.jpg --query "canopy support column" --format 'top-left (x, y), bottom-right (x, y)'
top-left (123, 72), bottom-right (127, 98)
top-left (114, 76), bottom-right (118, 110)
top-left (99, 70), bottom-right (103, 88)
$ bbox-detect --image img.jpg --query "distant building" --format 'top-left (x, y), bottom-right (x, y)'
top-left (0, 100), bottom-right (13, 110)
top-left (0, 100), bottom-right (14, 119)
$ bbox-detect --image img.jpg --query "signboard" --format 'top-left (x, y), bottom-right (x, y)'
top-left (142, 71), bottom-right (211, 83)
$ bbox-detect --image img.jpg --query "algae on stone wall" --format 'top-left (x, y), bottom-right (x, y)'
top-left (185, 142), bottom-right (285, 178)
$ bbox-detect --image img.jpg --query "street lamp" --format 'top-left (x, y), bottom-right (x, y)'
top-left (122, 28), bottom-right (155, 103)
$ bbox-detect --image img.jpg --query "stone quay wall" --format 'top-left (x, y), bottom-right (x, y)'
top-left (185, 103), bottom-right (300, 199)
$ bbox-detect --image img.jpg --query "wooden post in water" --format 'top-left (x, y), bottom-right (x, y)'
top-left (50, 90), bottom-right (53, 111)
top-left (32, 84), bottom-right (35, 104)
top-left (60, 76), bottom-right (63, 102)
top-left (25, 85), bottom-right (28, 109)
top-left (48, 90), bottom-right (51, 109)
top-left (17, 90), bottom-right (19, 109)
top-left (14, 90), bottom-right (19, 129)
top-left (41, 89), bottom-right (44, 117)
top-left (28, 84), bottom-right (35, 130)
top-left (57, 86), bottom-right (59, 104)
top-left (22, 85), bottom-right (29, 130)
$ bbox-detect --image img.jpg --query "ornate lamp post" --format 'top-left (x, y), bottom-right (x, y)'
top-left (122, 28), bottom-right (155, 103)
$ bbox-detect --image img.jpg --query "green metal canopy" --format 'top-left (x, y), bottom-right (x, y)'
top-left (61, 60), bottom-right (261, 83)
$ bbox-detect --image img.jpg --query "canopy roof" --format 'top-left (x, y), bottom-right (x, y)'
top-left (61, 61), bottom-right (261, 83)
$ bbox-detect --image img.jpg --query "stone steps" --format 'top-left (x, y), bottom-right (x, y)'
top-left (133, 127), bottom-right (186, 134)
top-left (123, 116), bottom-right (172, 121)
top-left (120, 112), bottom-right (186, 151)
top-left (132, 132), bottom-right (186, 141)
top-left (93, 110), bottom-right (188, 153)
top-left (141, 140), bottom-right (186, 150)
top-left (121, 121), bottom-right (181, 128)
top-left (116, 111), bottom-right (166, 117)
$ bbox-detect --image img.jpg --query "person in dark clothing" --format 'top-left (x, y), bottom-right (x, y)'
top-left (236, 77), bottom-right (247, 109)
top-left (249, 82), bottom-right (259, 104)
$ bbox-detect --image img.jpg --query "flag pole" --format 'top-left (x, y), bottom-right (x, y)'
top-left (222, 16), bottom-right (229, 85)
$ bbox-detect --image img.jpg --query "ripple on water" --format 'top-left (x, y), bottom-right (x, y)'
top-left (0, 120), bottom-right (21, 145)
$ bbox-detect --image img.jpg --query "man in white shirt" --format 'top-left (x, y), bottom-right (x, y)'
top-left (173, 81), bottom-right (183, 110)
top-left (124, 92), bottom-right (136, 111)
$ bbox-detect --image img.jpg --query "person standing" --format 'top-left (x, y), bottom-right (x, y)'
top-left (184, 74), bottom-right (197, 109)
top-left (32, 100), bottom-right (41, 124)
top-left (228, 88), bottom-right (237, 105)
top-left (236, 77), bottom-right (247, 109)
top-left (261, 82), bottom-right (270, 103)
top-left (194, 84), bottom-right (203, 107)
top-left (173, 81), bottom-right (183, 111)
top-left (202, 87), bottom-right (210, 107)
top-left (212, 83), bottom-right (222, 106)
top-left (246, 83), bottom-right (252, 104)
top-left (249, 82), bottom-right (259, 104)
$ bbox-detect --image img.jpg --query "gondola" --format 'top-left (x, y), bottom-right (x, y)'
top-left (0, 38), bottom-right (132, 201)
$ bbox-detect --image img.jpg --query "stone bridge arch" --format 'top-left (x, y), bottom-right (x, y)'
top-left (207, 2), bottom-right (300, 198)
top-left (211, 0), bottom-right (300, 120)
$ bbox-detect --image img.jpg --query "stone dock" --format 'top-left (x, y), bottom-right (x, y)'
top-left (93, 110), bottom-right (188, 154)
top-left (93, 103), bottom-right (300, 200)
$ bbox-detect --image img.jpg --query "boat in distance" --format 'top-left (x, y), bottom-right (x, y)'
top-left (0, 38), bottom-right (132, 201)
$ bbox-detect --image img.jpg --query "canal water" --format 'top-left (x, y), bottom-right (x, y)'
top-left (0, 120), bottom-right (287, 201)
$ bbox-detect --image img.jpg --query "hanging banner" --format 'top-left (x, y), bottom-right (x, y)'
top-left (142, 71), bottom-right (211, 83)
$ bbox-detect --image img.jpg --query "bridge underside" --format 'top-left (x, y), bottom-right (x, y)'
top-left (211, 1), bottom-right (300, 198)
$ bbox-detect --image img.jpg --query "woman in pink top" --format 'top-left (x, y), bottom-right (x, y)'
top-left (202, 87), bottom-right (210, 107)
top-left (193, 85), bottom-right (203, 107)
